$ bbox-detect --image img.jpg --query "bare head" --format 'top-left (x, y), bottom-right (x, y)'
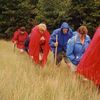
top-left (20, 27), bottom-right (26, 34)
top-left (38, 23), bottom-right (47, 34)
top-left (77, 25), bottom-right (88, 36)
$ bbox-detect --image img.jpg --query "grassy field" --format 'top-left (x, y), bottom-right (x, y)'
top-left (0, 40), bottom-right (100, 100)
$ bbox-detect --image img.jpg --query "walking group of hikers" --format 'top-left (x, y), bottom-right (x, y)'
top-left (12, 22), bottom-right (100, 88)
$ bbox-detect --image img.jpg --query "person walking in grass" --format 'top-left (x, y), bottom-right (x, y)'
top-left (49, 22), bottom-right (73, 66)
top-left (12, 27), bottom-right (28, 53)
top-left (29, 23), bottom-right (50, 67)
top-left (67, 25), bottom-right (91, 71)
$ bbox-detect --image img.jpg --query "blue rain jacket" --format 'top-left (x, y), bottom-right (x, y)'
top-left (67, 33), bottom-right (91, 65)
top-left (50, 22), bottom-right (73, 53)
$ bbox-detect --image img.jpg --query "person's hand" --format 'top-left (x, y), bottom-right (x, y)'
top-left (14, 41), bottom-right (17, 45)
top-left (20, 49), bottom-right (24, 53)
top-left (30, 56), bottom-right (33, 59)
top-left (67, 62), bottom-right (71, 68)
top-left (54, 42), bottom-right (58, 47)
top-left (40, 36), bottom-right (45, 40)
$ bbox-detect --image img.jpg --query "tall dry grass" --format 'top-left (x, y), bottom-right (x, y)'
top-left (0, 40), bottom-right (100, 100)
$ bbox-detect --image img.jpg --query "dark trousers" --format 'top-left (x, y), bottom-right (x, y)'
top-left (55, 51), bottom-right (69, 65)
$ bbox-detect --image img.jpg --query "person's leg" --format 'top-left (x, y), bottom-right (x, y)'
top-left (63, 52), bottom-right (71, 68)
top-left (39, 47), bottom-right (43, 62)
top-left (63, 51), bottom-right (76, 70)
top-left (39, 49), bottom-right (44, 66)
top-left (39, 52), bottom-right (43, 61)
top-left (56, 52), bottom-right (63, 66)
top-left (69, 62), bottom-right (77, 72)
top-left (24, 47), bottom-right (29, 53)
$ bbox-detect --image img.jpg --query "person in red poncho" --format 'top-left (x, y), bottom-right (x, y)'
top-left (77, 27), bottom-right (100, 87)
top-left (12, 27), bottom-right (28, 53)
top-left (29, 23), bottom-right (50, 67)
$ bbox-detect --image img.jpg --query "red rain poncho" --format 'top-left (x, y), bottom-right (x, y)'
top-left (29, 26), bottom-right (50, 66)
top-left (77, 27), bottom-right (100, 85)
top-left (12, 29), bottom-right (28, 49)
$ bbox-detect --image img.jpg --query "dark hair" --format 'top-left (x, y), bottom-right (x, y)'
top-left (20, 27), bottom-right (26, 31)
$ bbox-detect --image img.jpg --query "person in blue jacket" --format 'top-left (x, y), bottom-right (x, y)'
top-left (67, 25), bottom-right (91, 71)
top-left (49, 22), bottom-right (73, 65)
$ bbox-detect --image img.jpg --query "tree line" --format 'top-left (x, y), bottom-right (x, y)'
top-left (0, 0), bottom-right (100, 39)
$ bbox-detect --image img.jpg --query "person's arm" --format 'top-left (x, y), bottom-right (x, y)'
top-left (12, 31), bottom-right (19, 44)
top-left (49, 30), bottom-right (58, 48)
top-left (67, 38), bottom-right (75, 62)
